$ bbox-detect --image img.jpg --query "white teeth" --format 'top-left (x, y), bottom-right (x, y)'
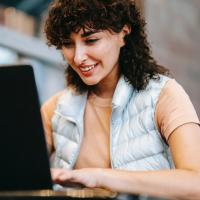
top-left (80, 64), bottom-right (96, 72)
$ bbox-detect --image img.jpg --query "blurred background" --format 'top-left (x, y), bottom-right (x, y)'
top-left (0, 0), bottom-right (200, 116)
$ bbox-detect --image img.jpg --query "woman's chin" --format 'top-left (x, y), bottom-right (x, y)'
top-left (81, 78), bottom-right (100, 86)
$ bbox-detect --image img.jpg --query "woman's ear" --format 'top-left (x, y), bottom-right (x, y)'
top-left (122, 24), bottom-right (131, 36)
top-left (120, 24), bottom-right (131, 47)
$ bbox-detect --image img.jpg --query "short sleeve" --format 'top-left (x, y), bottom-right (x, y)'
top-left (156, 79), bottom-right (200, 142)
top-left (41, 91), bottom-right (64, 154)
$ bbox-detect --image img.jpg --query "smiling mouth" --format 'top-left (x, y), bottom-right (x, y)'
top-left (80, 63), bottom-right (98, 72)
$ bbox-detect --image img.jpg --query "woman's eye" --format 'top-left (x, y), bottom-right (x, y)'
top-left (85, 39), bottom-right (99, 44)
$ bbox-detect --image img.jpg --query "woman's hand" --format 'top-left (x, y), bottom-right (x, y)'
top-left (51, 168), bottom-right (103, 188)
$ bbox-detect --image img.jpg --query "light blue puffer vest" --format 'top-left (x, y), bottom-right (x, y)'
top-left (51, 75), bottom-right (173, 171)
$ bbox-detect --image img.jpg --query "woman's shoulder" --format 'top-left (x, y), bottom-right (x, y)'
top-left (147, 74), bottom-right (171, 90)
top-left (41, 90), bottom-right (66, 114)
top-left (42, 88), bottom-right (88, 119)
top-left (135, 75), bottom-right (172, 103)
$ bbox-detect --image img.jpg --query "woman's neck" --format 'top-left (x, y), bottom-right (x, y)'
top-left (92, 71), bottom-right (120, 99)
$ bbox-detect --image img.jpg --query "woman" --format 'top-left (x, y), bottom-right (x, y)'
top-left (42, 0), bottom-right (200, 199)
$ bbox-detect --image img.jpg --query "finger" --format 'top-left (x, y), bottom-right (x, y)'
top-left (58, 171), bottom-right (73, 181)
top-left (51, 168), bottom-right (68, 181)
top-left (51, 169), bottom-right (73, 184)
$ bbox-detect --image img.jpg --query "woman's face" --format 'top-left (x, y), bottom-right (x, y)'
top-left (62, 28), bottom-right (126, 86)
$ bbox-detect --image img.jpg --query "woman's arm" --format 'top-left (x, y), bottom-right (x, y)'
top-left (52, 123), bottom-right (200, 200)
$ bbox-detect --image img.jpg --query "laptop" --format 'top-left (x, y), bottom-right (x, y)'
top-left (0, 64), bottom-right (52, 191)
top-left (0, 64), bottom-right (117, 199)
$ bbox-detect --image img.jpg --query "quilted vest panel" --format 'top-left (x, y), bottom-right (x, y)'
top-left (51, 75), bottom-right (173, 171)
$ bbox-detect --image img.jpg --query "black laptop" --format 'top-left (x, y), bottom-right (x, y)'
top-left (0, 65), bottom-right (118, 200)
top-left (0, 65), bottom-right (52, 191)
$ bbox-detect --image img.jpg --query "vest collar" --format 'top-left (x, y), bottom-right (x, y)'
top-left (56, 76), bottom-right (134, 122)
top-left (112, 75), bottom-right (134, 109)
top-left (56, 89), bottom-right (88, 124)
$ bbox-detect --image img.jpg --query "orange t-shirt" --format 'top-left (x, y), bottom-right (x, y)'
top-left (41, 79), bottom-right (199, 168)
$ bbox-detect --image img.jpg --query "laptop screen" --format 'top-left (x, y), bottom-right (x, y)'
top-left (0, 65), bottom-right (52, 190)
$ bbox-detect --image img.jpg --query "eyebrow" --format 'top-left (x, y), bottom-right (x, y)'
top-left (81, 31), bottom-right (99, 37)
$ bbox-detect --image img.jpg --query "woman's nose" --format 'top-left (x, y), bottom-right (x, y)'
top-left (74, 46), bottom-right (87, 65)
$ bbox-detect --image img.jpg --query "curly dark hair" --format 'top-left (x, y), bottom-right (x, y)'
top-left (45, 0), bottom-right (169, 92)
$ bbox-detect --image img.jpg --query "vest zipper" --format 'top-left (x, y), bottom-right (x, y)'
top-left (70, 123), bottom-right (84, 169)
